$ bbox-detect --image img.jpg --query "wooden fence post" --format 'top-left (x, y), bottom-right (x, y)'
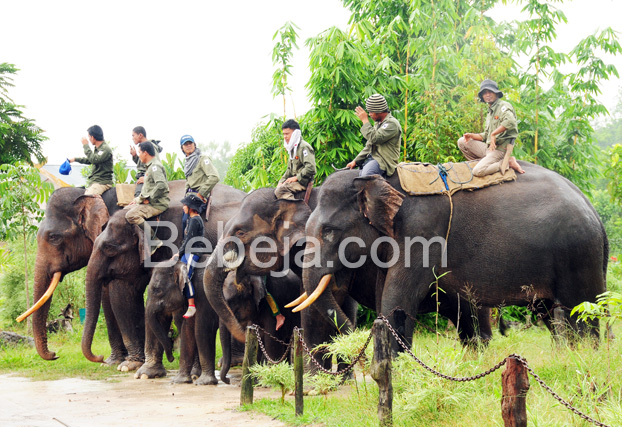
top-left (370, 319), bottom-right (393, 427)
top-left (294, 328), bottom-right (304, 416)
top-left (501, 356), bottom-right (529, 427)
top-left (240, 326), bottom-right (258, 406)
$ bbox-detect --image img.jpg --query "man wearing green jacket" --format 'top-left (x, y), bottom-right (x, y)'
top-left (69, 125), bottom-right (113, 196)
top-left (458, 79), bottom-right (525, 176)
top-left (126, 141), bottom-right (170, 256)
top-left (275, 119), bottom-right (316, 200)
top-left (130, 126), bottom-right (163, 197)
top-left (346, 94), bottom-right (402, 177)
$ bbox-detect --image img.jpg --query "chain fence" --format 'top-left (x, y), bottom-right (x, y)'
top-left (247, 316), bottom-right (612, 427)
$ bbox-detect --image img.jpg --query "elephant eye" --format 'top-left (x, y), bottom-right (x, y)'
top-left (235, 229), bottom-right (247, 238)
top-left (47, 233), bottom-right (63, 245)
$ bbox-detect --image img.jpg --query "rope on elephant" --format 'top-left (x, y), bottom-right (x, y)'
top-left (378, 315), bottom-right (612, 427)
top-left (443, 190), bottom-right (453, 256)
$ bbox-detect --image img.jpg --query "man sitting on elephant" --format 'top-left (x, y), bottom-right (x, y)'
top-left (275, 119), bottom-right (316, 200)
top-left (458, 79), bottom-right (525, 176)
top-left (126, 141), bottom-right (170, 256)
top-left (180, 134), bottom-right (219, 230)
top-left (68, 124), bottom-right (114, 196)
top-left (130, 126), bottom-right (163, 197)
top-left (346, 94), bottom-right (402, 177)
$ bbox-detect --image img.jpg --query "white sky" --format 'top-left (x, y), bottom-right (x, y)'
top-left (3, 0), bottom-right (622, 166)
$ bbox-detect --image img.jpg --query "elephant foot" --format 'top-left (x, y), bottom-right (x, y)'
top-left (134, 362), bottom-right (167, 379)
top-left (191, 365), bottom-right (201, 379)
top-left (195, 373), bottom-right (218, 386)
top-left (118, 360), bottom-right (144, 372)
top-left (171, 373), bottom-right (193, 384)
top-left (104, 356), bottom-right (126, 367)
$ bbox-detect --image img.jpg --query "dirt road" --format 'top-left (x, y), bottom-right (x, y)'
top-left (0, 369), bottom-right (287, 427)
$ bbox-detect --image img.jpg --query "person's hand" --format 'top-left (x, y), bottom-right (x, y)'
top-left (488, 134), bottom-right (497, 152)
top-left (463, 133), bottom-right (475, 143)
top-left (171, 253), bottom-right (179, 261)
top-left (130, 145), bottom-right (136, 156)
top-left (346, 160), bottom-right (357, 169)
top-left (68, 157), bottom-right (75, 163)
top-left (197, 193), bottom-right (207, 203)
top-left (355, 106), bottom-right (369, 123)
top-left (285, 176), bottom-right (298, 183)
top-left (136, 176), bottom-right (145, 184)
top-left (81, 137), bottom-right (89, 146)
top-left (128, 200), bottom-right (136, 206)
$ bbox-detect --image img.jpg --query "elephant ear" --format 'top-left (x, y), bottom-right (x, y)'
top-left (74, 195), bottom-right (110, 242)
top-left (354, 176), bottom-right (405, 238)
top-left (272, 199), bottom-right (312, 256)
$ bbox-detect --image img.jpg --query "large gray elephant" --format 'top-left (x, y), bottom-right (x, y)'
top-left (81, 183), bottom-right (246, 374)
top-left (24, 187), bottom-right (119, 361)
top-left (205, 187), bottom-right (493, 369)
top-left (292, 164), bottom-right (608, 349)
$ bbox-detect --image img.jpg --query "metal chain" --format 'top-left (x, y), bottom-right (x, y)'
top-left (379, 315), bottom-right (507, 381)
top-left (251, 325), bottom-right (293, 365)
top-left (510, 354), bottom-right (611, 427)
top-left (293, 326), bottom-right (374, 377)
top-left (253, 324), bottom-right (292, 347)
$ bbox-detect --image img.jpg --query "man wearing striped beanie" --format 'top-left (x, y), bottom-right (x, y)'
top-left (346, 94), bottom-right (402, 177)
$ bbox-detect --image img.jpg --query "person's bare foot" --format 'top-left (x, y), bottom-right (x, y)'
top-left (509, 157), bottom-right (525, 174)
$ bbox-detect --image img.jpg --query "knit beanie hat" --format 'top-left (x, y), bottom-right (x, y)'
top-left (366, 94), bottom-right (389, 113)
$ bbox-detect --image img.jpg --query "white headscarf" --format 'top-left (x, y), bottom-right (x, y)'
top-left (284, 129), bottom-right (301, 158)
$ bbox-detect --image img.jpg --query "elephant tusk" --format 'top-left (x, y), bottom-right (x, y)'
top-left (16, 272), bottom-right (62, 322)
top-left (223, 250), bottom-right (244, 271)
top-left (284, 292), bottom-right (308, 308)
top-left (292, 274), bottom-right (331, 313)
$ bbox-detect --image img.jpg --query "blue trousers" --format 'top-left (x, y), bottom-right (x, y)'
top-left (181, 253), bottom-right (198, 299)
top-left (360, 157), bottom-right (386, 177)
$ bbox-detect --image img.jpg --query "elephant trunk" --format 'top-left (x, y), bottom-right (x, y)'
top-left (301, 267), bottom-right (354, 333)
top-left (203, 249), bottom-right (246, 343)
top-left (30, 263), bottom-right (60, 360)
top-left (81, 250), bottom-right (106, 363)
top-left (219, 320), bottom-right (232, 384)
top-left (145, 300), bottom-right (175, 363)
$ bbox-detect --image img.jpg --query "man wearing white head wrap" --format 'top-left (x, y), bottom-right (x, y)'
top-left (275, 119), bottom-right (316, 200)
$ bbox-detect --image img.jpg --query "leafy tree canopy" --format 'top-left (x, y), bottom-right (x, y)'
top-left (226, 0), bottom-right (621, 195)
top-left (0, 63), bottom-right (46, 165)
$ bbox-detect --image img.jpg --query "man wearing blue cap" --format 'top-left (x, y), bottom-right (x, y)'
top-left (180, 134), bottom-right (219, 229)
top-left (458, 80), bottom-right (525, 176)
top-left (130, 126), bottom-right (163, 197)
top-left (68, 125), bottom-right (114, 195)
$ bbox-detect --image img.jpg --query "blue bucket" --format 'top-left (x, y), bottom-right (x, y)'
top-left (79, 308), bottom-right (86, 324)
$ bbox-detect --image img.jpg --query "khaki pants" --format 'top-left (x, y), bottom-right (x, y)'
top-left (125, 204), bottom-right (165, 225)
top-left (274, 180), bottom-right (307, 200)
top-left (85, 183), bottom-right (113, 196)
top-left (457, 137), bottom-right (505, 177)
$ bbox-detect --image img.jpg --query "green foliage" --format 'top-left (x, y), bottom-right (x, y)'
top-left (113, 158), bottom-right (130, 184)
top-left (604, 143), bottom-right (622, 208)
top-left (249, 361), bottom-right (299, 404)
top-left (0, 162), bottom-right (53, 241)
top-left (272, 21), bottom-right (299, 118)
top-left (198, 140), bottom-right (234, 180)
top-left (0, 63), bottom-right (47, 165)
top-left (160, 152), bottom-right (185, 181)
top-left (572, 291), bottom-right (622, 330)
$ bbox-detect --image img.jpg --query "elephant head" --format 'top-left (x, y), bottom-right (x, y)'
top-left (145, 261), bottom-right (187, 363)
top-left (23, 187), bottom-right (112, 360)
top-left (204, 188), bottom-right (311, 343)
top-left (294, 172), bottom-right (404, 331)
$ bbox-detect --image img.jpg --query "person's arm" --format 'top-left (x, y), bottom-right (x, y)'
top-left (196, 158), bottom-right (220, 200)
top-left (487, 125), bottom-right (508, 151)
top-left (87, 146), bottom-right (113, 165)
top-left (360, 120), bottom-right (400, 147)
top-left (143, 166), bottom-right (169, 203)
top-left (278, 158), bottom-right (293, 185)
top-left (349, 140), bottom-right (372, 168)
top-left (296, 145), bottom-right (316, 185)
top-left (178, 217), bottom-right (201, 257)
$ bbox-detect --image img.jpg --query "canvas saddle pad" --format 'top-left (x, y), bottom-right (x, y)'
top-left (396, 161), bottom-right (516, 196)
top-left (115, 183), bottom-right (137, 206)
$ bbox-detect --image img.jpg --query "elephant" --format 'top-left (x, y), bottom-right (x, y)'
top-left (291, 163), bottom-right (608, 350)
top-left (205, 187), bottom-right (493, 373)
top-left (219, 270), bottom-right (301, 382)
top-left (81, 183), bottom-right (246, 375)
top-left (25, 187), bottom-right (120, 361)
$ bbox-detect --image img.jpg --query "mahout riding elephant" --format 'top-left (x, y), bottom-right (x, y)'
top-left (290, 164), bottom-right (608, 350)
top-left (81, 183), bottom-right (246, 375)
top-left (219, 270), bottom-right (301, 382)
top-left (205, 187), bottom-right (492, 370)
top-left (24, 187), bottom-right (119, 360)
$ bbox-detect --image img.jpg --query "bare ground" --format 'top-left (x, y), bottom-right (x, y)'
top-left (0, 368), bottom-right (288, 427)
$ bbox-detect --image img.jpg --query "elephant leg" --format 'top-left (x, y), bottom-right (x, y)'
top-left (194, 305), bottom-right (219, 386)
top-left (108, 280), bottom-right (146, 371)
top-left (101, 284), bottom-right (127, 366)
top-left (172, 317), bottom-right (195, 384)
top-left (135, 323), bottom-right (167, 379)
